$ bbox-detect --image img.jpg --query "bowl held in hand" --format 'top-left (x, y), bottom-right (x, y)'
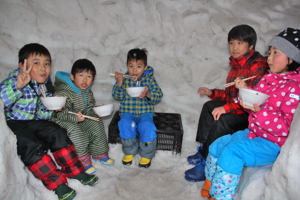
top-left (126, 86), bottom-right (145, 97)
top-left (40, 96), bottom-right (67, 110)
top-left (239, 88), bottom-right (270, 107)
top-left (93, 104), bottom-right (114, 117)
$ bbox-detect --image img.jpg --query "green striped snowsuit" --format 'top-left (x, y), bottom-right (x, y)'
top-left (51, 71), bottom-right (108, 157)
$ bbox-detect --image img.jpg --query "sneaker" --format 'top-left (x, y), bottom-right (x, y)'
top-left (187, 146), bottom-right (204, 165)
top-left (54, 184), bottom-right (76, 200)
top-left (95, 157), bottom-right (114, 166)
top-left (122, 155), bottom-right (134, 166)
top-left (71, 172), bottom-right (98, 186)
top-left (84, 165), bottom-right (96, 174)
top-left (138, 157), bottom-right (151, 168)
top-left (185, 158), bottom-right (206, 182)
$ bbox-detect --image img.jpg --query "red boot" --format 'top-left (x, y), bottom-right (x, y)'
top-left (53, 145), bottom-right (98, 186)
top-left (53, 145), bottom-right (84, 178)
top-left (28, 154), bottom-right (67, 190)
top-left (201, 178), bottom-right (211, 198)
top-left (28, 154), bottom-right (75, 199)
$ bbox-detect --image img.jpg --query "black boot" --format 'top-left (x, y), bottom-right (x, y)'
top-left (71, 172), bottom-right (98, 186)
top-left (54, 184), bottom-right (76, 200)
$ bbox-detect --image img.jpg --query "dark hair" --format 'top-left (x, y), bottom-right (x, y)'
top-left (228, 24), bottom-right (257, 50)
top-left (127, 48), bottom-right (148, 66)
top-left (286, 59), bottom-right (300, 72)
top-left (18, 43), bottom-right (51, 64)
top-left (71, 59), bottom-right (96, 80)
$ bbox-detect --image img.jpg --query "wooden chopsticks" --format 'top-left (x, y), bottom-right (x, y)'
top-left (68, 111), bottom-right (100, 121)
top-left (40, 85), bottom-right (47, 98)
top-left (109, 73), bottom-right (135, 79)
top-left (224, 76), bottom-right (257, 87)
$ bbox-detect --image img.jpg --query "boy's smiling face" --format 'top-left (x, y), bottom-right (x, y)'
top-left (70, 70), bottom-right (94, 90)
top-left (19, 53), bottom-right (51, 84)
top-left (229, 39), bottom-right (253, 59)
top-left (127, 59), bottom-right (148, 80)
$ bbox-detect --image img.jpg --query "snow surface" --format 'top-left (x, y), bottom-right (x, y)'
top-left (0, 0), bottom-right (299, 199)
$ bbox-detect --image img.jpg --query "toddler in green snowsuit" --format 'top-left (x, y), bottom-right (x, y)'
top-left (52, 59), bottom-right (113, 174)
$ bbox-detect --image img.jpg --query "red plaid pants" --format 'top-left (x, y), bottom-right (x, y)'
top-left (28, 145), bottom-right (84, 190)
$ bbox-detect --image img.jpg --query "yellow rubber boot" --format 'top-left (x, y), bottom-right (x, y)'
top-left (122, 155), bottom-right (134, 165)
top-left (139, 157), bottom-right (151, 168)
top-left (201, 178), bottom-right (211, 198)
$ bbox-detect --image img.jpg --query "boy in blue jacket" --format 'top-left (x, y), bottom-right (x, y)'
top-left (112, 48), bottom-right (163, 168)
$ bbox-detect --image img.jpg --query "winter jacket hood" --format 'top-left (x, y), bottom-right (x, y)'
top-left (52, 71), bottom-right (96, 123)
top-left (55, 71), bottom-right (91, 94)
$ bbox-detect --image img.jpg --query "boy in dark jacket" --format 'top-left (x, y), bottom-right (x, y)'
top-left (185, 25), bottom-right (268, 182)
top-left (0, 43), bottom-right (98, 200)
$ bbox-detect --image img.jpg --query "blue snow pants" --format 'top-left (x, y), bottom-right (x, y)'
top-left (118, 112), bottom-right (157, 159)
top-left (210, 128), bottom-right (281, 175)
top-left (205, 129), bottom-right (281, 200)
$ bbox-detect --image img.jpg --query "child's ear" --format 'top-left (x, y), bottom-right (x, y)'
top-left (70, 73), bottom-right (74, 81)
top-left (249, 45), bottom-right (254, 50)
top-left (144, 65), bottom-right (148, 70)
top-left (18, 62), bottom-right (24, 71)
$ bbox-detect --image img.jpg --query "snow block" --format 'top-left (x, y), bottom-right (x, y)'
top-left (0, 99), bottom-right (39, 200)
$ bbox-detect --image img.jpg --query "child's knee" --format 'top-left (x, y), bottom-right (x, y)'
top-left (137, 121), bottom-right (157, 143)
top-left (118, 118), bottom-right (137, 139)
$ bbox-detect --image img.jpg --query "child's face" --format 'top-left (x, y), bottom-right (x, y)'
top-left (229, 39), bottom-right (253, 59)
top-left (267, 46), bottom-right (291, 74)
top-left (127, 59), bottom-right (148, 80)
top-left (19, 53), bottom-right (51, 84)
top-left (70, 70), bottom-right (94, 90)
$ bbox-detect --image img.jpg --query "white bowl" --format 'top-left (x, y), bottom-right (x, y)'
top-left (93, 104), bottom-right (114, 117)
top-left (40, 97), bottom-right (67, 110)
top-left (126, 86), bottom-right (145, 97)
top-left (239, 88), bottom-right (270, 107)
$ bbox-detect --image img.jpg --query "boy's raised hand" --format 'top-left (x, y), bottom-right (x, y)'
top-left (234, 77), bottom-right (247, 89)
top-left (17, 59), bottom-right (33, 89)
top-left (115, 71), bottom-right (124, 87)
top-left (198, 87), bottom-right (212, 96)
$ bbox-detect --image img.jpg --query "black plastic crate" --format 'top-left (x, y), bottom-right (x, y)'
top-left (108, 111), bottom-right (183, 154)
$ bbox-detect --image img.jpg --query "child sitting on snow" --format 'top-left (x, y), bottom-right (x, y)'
top-left (112, 48), bottom-right (163, 168)
top-left (51, 59), bottom-right (114, 175)
top-left (201, 27), bottom-right (300, 200)
top-left (185, 24), bottom-right (268, 182)
top-left (0, 43), bottom-right (98, 200)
